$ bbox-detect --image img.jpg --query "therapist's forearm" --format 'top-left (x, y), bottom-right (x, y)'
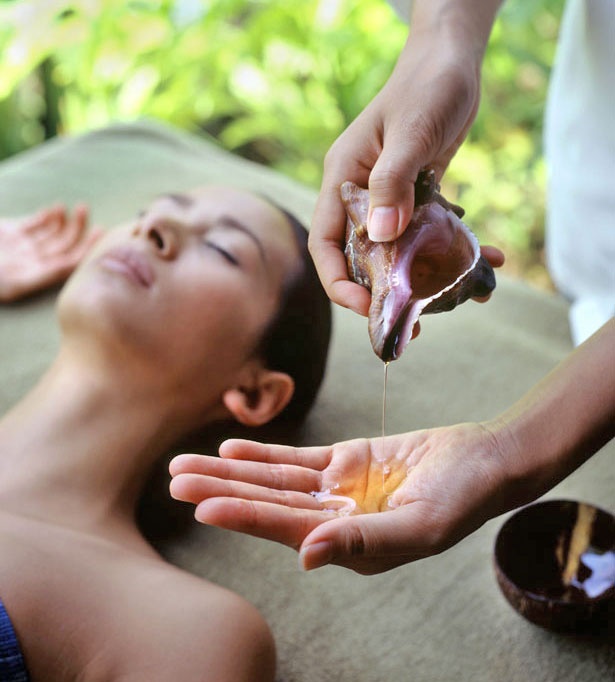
top-left (409, 0), bottom-right (504, 59)
top-left (489, 319), bottom-right (615, 506)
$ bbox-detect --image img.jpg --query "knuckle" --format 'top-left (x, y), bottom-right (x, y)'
top-left (307, 231), bottom-right (320, 253)
top-left (269, 463), bottom-right (285, 490)
top-left (369, 166), bottom-right (410, 193)
top-left (322, 137), bottom-right (349, 175)
top-left (322, 143), bottom-right (339, 169)
top-left (343, 524), bottom-right (369, 557)
top-left (241, 500), bottom-right (260, 531)
top-left (403, 111), bottom-right (443, 161)
top-left (275, 489), bottom-right (294, 508)
top-left (420, 515), bottom-right (453, 556)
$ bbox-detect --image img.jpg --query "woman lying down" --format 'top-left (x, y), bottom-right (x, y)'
top-left (0, 187), bottom-right (331, 682)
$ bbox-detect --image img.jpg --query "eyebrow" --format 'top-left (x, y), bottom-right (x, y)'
top-left (139, 192), bottom-right (194, 216)
top-left (158, 193), bottom-right (268, 264)
top-left (161, 192), bottom-right (194, 208)
top-left (216, 215), bottom-right (268, 265)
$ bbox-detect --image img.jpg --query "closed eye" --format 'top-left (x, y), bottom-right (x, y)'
top-left (205, 241), bottom-right (240, 266)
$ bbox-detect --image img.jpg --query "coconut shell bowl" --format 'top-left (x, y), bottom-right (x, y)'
top-left (494, 499), bottom-right (615, 633)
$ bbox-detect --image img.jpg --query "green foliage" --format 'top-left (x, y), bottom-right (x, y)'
top-left (445, 0), bottom-right (564, 285)
top-left (0, 0), bottom-right (565, 286)
top-left (0, 0), bottom-right (406, 186)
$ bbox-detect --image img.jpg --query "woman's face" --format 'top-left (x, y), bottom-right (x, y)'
top-left (58, 186), bottom-right (300, 403)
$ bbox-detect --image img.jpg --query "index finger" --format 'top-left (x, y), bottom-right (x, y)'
top-left (310, 181), bottom-right (371, 317)
top-left (480, 245), bottom-right (505, 268)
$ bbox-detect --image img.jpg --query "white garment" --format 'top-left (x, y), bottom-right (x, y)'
top-left (544, 0), bottom-right (615, 345)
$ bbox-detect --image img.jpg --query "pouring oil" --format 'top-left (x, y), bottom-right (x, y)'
top-left (380, 361), bottom-right (390, 494)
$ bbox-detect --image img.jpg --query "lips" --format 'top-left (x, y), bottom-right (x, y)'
top-left (99, 247), bottom-right (154, 288)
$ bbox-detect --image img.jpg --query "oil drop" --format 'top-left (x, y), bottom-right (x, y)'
top-left (380, 360), bottom-right (390, 494)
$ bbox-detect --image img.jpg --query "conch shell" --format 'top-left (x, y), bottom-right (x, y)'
top-left (342, 170), bottom-right (496, 362)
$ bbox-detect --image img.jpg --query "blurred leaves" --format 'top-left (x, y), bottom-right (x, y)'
top-left (0, 0), bottom-right (564, 286)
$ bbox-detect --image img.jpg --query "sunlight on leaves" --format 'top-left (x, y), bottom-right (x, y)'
top-left (0, 0), bottom-right (565, 287)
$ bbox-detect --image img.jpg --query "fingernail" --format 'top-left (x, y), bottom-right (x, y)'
top-left (299, 541), bottom-right (332, 571)
top-left (368, 206), bottom-right (399, 242)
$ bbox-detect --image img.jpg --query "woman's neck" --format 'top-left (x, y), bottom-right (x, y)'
top-left (0, 346), bottom-right (201, 537)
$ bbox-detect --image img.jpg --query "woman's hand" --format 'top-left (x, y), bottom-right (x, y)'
top-left (0, 204), bottom-right (102, 302)
top-left (169, 423), bottom-right (514, 575)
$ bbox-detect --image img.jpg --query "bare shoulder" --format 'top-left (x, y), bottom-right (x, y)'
top-left (109, 555), bottom-right (277, 682)
top-left (0, 514), bottom-right (275, 682)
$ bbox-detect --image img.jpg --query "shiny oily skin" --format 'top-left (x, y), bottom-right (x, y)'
top-left (311, 457), bottom-right (409, 515)
top-left (312, 359), bottom-right (404, 515)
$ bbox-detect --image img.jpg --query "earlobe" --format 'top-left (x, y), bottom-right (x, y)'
top-left (222, 371), bottom-right (295, 426)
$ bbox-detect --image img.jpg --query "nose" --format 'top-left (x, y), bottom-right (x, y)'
top-left (135, 219), bottom-right (180, 259)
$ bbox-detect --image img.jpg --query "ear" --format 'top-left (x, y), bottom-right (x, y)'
top-left (222, 370), bottom-right (295, 426)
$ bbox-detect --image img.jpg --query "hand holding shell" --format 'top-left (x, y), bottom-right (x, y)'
top-left (342, 171), bottom-right (496, 362)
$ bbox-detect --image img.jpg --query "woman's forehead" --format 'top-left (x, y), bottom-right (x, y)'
top-left (186, 185), bottom-right (300, 263)
top-left (188, 185), bottom-right (285, 225)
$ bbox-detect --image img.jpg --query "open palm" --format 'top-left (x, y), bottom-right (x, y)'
top-left (170, 422), bottom-right (509, 574)
top-left (0, 204), bottom-right (102, 302)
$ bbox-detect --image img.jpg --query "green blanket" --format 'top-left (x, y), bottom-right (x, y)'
top-left (1, 120), bottom-right (612, 681)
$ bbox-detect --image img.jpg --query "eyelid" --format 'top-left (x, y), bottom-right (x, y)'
top-left (204, 239), bottom-right (240, 266)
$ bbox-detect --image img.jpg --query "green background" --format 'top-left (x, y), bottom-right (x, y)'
top-left (0, 0), bottom-right (565, 287)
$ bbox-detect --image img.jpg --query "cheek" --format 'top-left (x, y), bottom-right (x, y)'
top-left (162, 286), bottom-right (273, 370)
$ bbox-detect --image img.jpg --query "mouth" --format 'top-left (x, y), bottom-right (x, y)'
top-left (98, 247), bottom-right (154, 288)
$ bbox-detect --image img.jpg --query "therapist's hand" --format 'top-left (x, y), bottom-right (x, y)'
top-left (169, 423), bottom-right (517, 575)
top-left (170, 322), bottom-right (614, 576)
top-left (310, 2), bottom-right (501, 315)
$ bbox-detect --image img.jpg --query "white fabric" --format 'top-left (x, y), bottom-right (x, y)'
top-left (544, 0), bottom-right (615, 344)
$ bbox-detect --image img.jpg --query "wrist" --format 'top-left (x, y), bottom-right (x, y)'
top-left (480, 415), bottom-right (554, 513)
top-left (490, 322), bottom-right (615, 504)
top-left (408, 0), bottom-right (501, 62)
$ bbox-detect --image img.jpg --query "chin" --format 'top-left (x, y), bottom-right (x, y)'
top-left (56, 268), bottom-right (156, 355)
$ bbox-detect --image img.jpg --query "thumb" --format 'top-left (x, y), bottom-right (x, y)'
top-left (367, 131), bottom-right (426, 243)
top-left (298, 507), bottom-right (430, 573)
top-left (298, 517), bottom-right (372, 571)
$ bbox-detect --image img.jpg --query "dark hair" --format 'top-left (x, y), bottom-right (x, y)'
top-left (138, 202), bottom-right (332, 543)
top-left (256, 203), bottom-right (332, 423)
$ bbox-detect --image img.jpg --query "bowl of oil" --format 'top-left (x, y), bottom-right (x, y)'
top-left (494, 499), bottom-right (615, 633)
